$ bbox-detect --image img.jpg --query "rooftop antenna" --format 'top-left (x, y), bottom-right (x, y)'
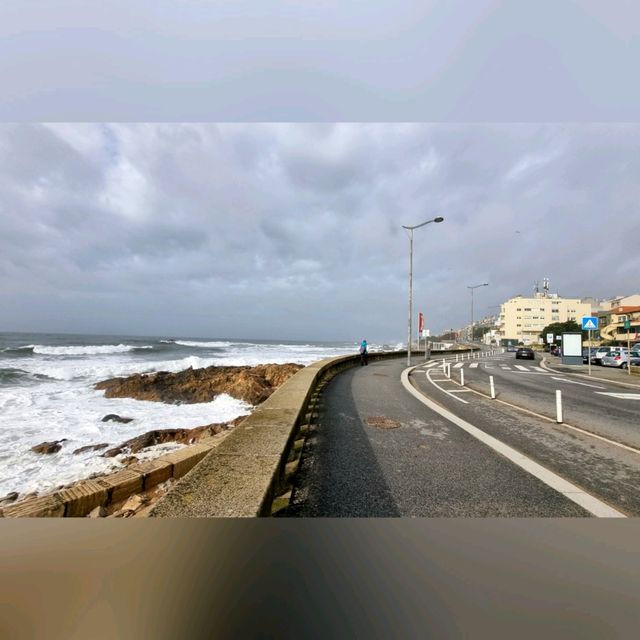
top-left (543, 277), bottom-right (550, 297)
top-left (534, 280), bottom-right (539, 295)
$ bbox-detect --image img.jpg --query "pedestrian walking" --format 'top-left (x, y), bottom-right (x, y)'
top-left (359, 339), bottom-right (369, 366)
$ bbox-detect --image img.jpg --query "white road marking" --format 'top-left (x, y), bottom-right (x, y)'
top-left (448, 389), bottom-right (472, 393)
top-left (595, 392), bottom-right (640, 400)
top-left (470, 363), bottom-right (479, 369)
top-left (500, 366), bottom-right (511, 370)
top-left (453, 363), bottom-right (464, 369)
top-left (532, 366), bottom-right (546, 372)
top-left (402, 367), bottom-right (626, 518)
top-left (425, 366), bottom-right (469, 404)
top-left (514, 365), bottom-right (529, 371)
top-left (551, 377), bottom-right (606, 389)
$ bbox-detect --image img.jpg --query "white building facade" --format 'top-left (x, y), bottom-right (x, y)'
top-left (497, 293), bottom-right (592, 345)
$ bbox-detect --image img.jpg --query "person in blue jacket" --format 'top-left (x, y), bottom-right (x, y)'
top-left (359, 339), bottom-right (369, 366)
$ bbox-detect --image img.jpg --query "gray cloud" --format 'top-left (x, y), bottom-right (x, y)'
top-left (0, 123), bottom-right (638, 340)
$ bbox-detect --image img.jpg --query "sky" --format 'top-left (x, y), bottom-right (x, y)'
top-left (0, 123), bottom-right (638, 342)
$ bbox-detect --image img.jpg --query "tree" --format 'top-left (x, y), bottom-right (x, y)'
top-left (539, 320), bottom-right (585, 346)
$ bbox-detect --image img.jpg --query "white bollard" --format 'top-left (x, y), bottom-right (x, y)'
top-left (446, 363), bottom-right (451, 378)
top-left (456, 354), bottom-right (459, 362)
top-left (442, 358), bottom-right (446, 371)
top-left (460, 369), bottom-right (465, 386)
top-left (556, 390), bottom-right (563, 423)
top-left (490, 376), bottom-right (496, 399)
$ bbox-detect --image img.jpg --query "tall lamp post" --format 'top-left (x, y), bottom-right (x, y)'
top-left (467, 283), bottom-right (489, 342)
top-left (403, 216), bottom-right (444, 366)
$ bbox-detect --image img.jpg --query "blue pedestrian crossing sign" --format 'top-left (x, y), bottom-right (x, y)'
top-left (581, 316), bottom-right (598, 330)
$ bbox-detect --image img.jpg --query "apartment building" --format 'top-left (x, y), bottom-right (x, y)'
top-left (497, 293), bottom-right (592, 345)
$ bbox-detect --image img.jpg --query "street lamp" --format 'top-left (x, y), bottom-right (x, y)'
top-left (402, 216), bottom-right (444, 366)
top-left (468, 283), bottom-right (489, 342)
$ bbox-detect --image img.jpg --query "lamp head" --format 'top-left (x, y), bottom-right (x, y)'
top-left (434, 216), bottom-right (444, 223)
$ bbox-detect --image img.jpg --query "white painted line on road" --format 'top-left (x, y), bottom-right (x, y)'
top-left (470, 363), bottom-right (479, 369)
top-left (595, 392), bottom-right (640, 400)
top-left (447, 389), bottom-right (472, 393)
top-left (514, 365), bottom-right (529, 371)
top-left (453, 363), bottom-right (464, 368)
top-left (532, 367), bottom-right (546, 372)
top-left (551, 377), bottom-right (606, 389)
top-left (500, 365), bottom-right (511, 370)
top-left (425, 366), bottom-right (469, 404)
top-left (402, 367), bottom-right (626, 518)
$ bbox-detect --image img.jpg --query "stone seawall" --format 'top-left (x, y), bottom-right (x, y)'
top-left (150, 349), bottom-right (473, 518)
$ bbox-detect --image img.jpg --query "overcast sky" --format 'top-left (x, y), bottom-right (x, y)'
top-left (0, 123), bottom-right (638, 341)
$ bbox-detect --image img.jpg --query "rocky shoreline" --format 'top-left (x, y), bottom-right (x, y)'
top-left (2, 363), bottom-right (303, 515)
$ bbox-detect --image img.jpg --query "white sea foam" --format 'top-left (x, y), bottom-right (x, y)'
top-left (0, 386), bottom-right (251, 496)
top-left (173, 340), bottom-right (234, 348)
top-left (31, 344), bottom-right (153, 356)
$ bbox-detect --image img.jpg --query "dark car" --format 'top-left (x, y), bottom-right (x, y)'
top-left (515, 347), bottom-right (535, 360)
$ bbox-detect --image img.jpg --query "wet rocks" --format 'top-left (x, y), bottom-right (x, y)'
top-left (31, 439), bottom-right (67, 454)
top-left (101, 414), bottom-right (133, 423)
top-left (102, 417), bottom-right (243, 458)
top-left (94, 363), bottom-right (303, 406)
top-left (0, 492), bottom-right (19, 507)
top-left (73, 443), bottom-right (109, 455)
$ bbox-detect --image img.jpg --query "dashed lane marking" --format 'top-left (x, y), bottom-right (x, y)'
top-left (470, 363), bottom-right (479, 368)
top-left (514, 365), bottom-right (529, 371)
top-left (453, 363), bottom-right (464, 368)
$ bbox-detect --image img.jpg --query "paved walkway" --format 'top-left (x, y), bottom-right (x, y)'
top-left (286, 357), bottom-right (589, 517)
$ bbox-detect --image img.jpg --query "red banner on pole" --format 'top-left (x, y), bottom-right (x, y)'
top-left (418, 312), bottom-right (424, 333)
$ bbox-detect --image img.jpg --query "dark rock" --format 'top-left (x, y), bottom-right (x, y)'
top-left (31, 439), bottom-right (67, 454)
top-left (0, 492), bottom-right (19, 506)
top-left (95, 363), bottom-right (303, 406)
top-left (103, 416), bottom-right (244, 458)
top-left (101, 414), bottom-right (134, 423)
top-left (73, 443), bottom-right (109, 455)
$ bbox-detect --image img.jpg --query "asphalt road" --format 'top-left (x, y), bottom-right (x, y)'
top-left (287, 357), bottom-right (590, 517)
top-left (411, 351), bottom-right (640, 516)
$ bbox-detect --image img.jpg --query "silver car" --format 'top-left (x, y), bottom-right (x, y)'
top-left (601, 349), bottom-right (630, 368)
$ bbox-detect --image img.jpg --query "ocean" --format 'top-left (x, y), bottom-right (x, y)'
top-left (0, 332), bottom-right (395, 497)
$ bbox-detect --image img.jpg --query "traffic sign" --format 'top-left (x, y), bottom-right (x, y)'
top-left (624, 319), bottom-right (631, 329)
top-left (546, 333), bottom-right (554, 344)
top-left (581, 317), bottom-right (598, 330)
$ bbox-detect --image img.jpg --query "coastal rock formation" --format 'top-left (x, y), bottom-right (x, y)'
top-left (102, 416), bottom-right (244, 458)
top-left (31, 439), bottom-right (67, 454)
top-left (95, 363), bottom-right (303, 405)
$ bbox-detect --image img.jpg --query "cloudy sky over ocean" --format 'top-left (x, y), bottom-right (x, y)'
top-left (0, 122), bottom-right (638, 341)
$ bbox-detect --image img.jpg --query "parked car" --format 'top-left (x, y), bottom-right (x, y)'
top-left (582, 347), bottom-right (593, 364)
top-left (630, 353), bottom-right (640, 367)
top-left (591, 346), bottom-right (614, 365)
top-left (506, 345), bottom-right (517, 352)
top-left (515, 347), bottom-right (535, 360)
top-left (601, 349), bottom-right (630, 368)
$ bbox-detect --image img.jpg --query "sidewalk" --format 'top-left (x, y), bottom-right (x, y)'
top-left (541, 357), bottom-right (640, 388)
